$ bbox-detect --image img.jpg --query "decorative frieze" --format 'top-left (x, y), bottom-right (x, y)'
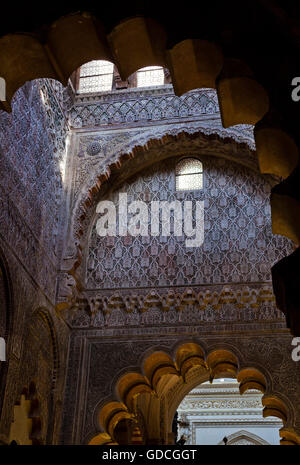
top-left (64, 283), bottom-right (284, 329)
top-left (70, 86), bottom-right (222, 128)
top-left (179, 398), bottom-right (262, 410)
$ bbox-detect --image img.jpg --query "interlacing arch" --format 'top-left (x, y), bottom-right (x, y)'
top-left (89, 342), bottom-right (300, 446)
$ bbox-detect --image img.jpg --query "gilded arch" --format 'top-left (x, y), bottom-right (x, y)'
top-left (87, 340), bottom-right (300, 446)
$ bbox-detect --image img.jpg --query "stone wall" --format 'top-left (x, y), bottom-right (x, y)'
top-left (61, 329), bottom-right (300, 444)
top-left (0, 77), bottom-right (298, 445)
top-left (59, 83), bottom-right (300, 445)
top-left (86, 156), bottom-right (293, 289)
top-left (0, 79), bottom-right (70, 301)
top-left (0, 80), bottom-right (70, 444)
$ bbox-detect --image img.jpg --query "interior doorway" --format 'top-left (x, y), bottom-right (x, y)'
top-left (175, 378), bottom-right (283, 445)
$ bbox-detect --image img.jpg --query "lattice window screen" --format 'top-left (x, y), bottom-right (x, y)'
top-left (176, 158), bottom-right (203, 191)
top-left (78, 60), bottom-right (114, 93)
top-left (137, 66), bottom-right (165, 87)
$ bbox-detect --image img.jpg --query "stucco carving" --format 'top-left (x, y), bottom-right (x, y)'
top-left (0, 77), bottom-right (299, 446)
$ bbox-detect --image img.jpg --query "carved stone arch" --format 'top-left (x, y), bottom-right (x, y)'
top-left (262, 390), bottom-right (295, 427)
top-left (165, 346), bottom-right (245, 435)
top-left (170, 338), bottom-right (208, 363)
top-left (90, 362), bottom-right (149, 440)
top-left (31, 307), bottom-right (61, 444)
top-left (218, 430), bottom-right (270, 445)
top-left (138, 344), bottom-right (177, 374)
top-left (59, 127), bottom-right (261, 312)
top-left (89, 343), bottom-right (180, 442)
top-left (206, 341), bottom-right (245, 368)
top-left (88, 339), bottom-right (300, 444)
top-left (20, 307), bottom-right (59, 444)
top-left (32, 308), bottom-right (60, 390)
top-left (237, 362), bottom-right (296, 428)
top-left (237, 362), bottom-right (273, 395)
top-left (166, 347), bottom-right (297, 441)
top-left (0, 8), bottom-right (299, 332)
top-left (110, 365), bottom-right (147, 401)
top-left (71, 126), bottom-right (255, 244)
top-left (166, 369), bottom-right (211, 437)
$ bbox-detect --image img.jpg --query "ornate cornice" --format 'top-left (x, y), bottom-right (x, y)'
top-left (70, 86), bottom-right (255, 150)
top-left (71, 87), bottom-right (224, 129)
top-left (75, 84), bottom-right (177, 103)
top-left (61, 282), bottom-right (285, 329)
top-left (179, 398), bottom-right (262, 410)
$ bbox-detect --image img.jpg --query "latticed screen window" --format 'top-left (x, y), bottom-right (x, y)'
top-left (78, 60), bottom-right (114, 93)
top-left (176, 158), bottom-right (203, 191)
top-left (137, 66), bottom-right (165, 87)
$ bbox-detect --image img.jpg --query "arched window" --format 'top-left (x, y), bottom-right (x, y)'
top-left (137, 66), bottom-right (165, 87)
top-left (78, 60), bottom-right (114, 93)
top-left (175, 158), bottom-right (203, 191)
